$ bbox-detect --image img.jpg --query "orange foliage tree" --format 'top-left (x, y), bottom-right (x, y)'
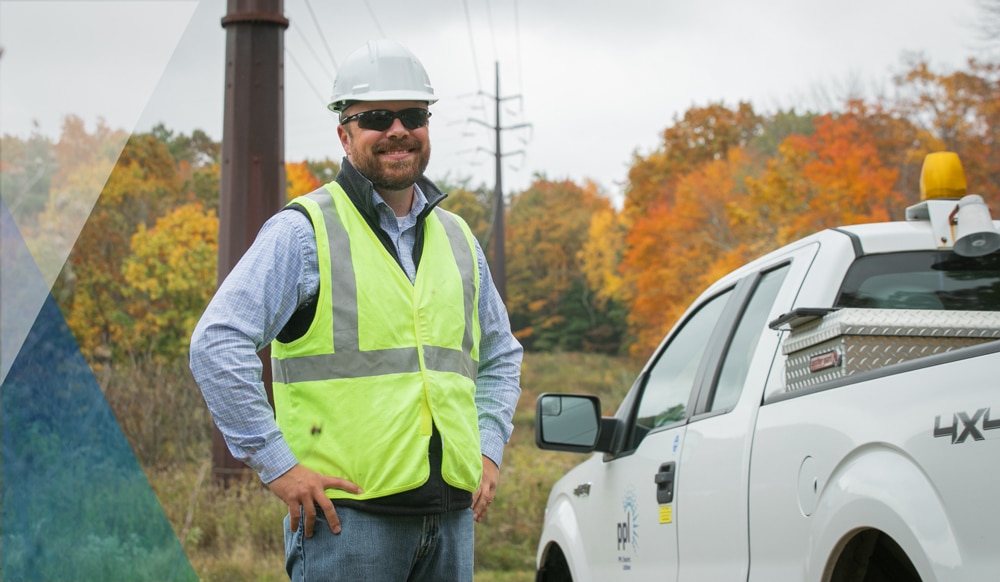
top-left (286, 161), bottom-right (322, 200)
top-left (623, 148), bottom-right (762, 357)
top-left (892, 58), bottom-right (1000, 202)
top-left (624, 102), bottom-right (764, 224)
top-left (622, 103), bottom-right (911, 357)
top-left (748, 112), bottom-right (903, 243)
top-left (506, 177), bottom-right (626, 352)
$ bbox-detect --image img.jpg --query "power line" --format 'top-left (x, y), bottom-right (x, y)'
top-left (513, 0), bottom-right (525, 113)
top-left (484, 0), bottom-right (498, 63)
top-left (290, 20), bottom-right (334, 83)
top-left (302, 0), bottom-right (338, 71)
top-left (286, 47), bottom-right (328, 106)
top-left (363, 0), bottom-right (386, 38)
top-left (461, 0), bottom-right (483, 93)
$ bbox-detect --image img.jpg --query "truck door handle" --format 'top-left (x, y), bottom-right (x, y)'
top-left (655, 462), bottom-right (676, 504)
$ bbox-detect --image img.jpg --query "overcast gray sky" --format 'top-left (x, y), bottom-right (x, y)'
top-left (0, 0), bottom-right (989, 382)
top-left (0, 0), bottom-right (986, 201)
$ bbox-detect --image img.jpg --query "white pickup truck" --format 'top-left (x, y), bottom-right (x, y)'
top-left (534, 153), bottom-right (1000, 582)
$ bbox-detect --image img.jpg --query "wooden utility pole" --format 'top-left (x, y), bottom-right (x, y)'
top-left (471, 62), bottom-right (530, 303)
top-left (214, 0), bottom-right (288, 481)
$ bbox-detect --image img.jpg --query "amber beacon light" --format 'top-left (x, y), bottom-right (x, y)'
top-left (918, 152), bottom-right (1000, 257)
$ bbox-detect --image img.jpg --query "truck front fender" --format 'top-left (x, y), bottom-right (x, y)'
top-left (537, 492), bottom-right (590, 582)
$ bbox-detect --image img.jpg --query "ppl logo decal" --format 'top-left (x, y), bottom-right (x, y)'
top-left (617, 487), bottom-right (639, 554)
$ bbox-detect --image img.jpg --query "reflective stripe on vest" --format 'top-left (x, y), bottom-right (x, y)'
top-left (270, 182), bottom-right (482, 498)
top-left (270, 190), bottom-right (479, 383)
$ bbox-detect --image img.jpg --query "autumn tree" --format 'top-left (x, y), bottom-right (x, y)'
top-left (306, 157), bottom-right (341, 184)
top-left (747, 109), bottom-right (817, 158)
top-left (150, 124), bottom-right (219, 168)
top-left (624, 102), bottom-right (764, 224)
top-left (976, 0), bottom-right (1000, 46)
top-left (1, 129), bottom-right (57, 223)
top-left (54, 126), bottom-right (187, 361)
top-left (122, 202), bottom-right (218, 362)
top-left (578, 205), bottom-right (627, 311)
top-left (439, 184), bottom-right (491, 245)
top-left (148, 124), bottom-right (221, 212)
top-left (747, 112), bottom-right (903, 243)
top-left (621, 103), bottom-right (907, 357)
top-left (892, 57), bottom-right (1000, 202)
top-left (23, 117), bottom-right (130, 292)
top-left (286, 161), bottom-right (322, 200)
top-left (506, 177), bottom-right (626, 353)
top-left (623, 148), bottom-right (761, 356)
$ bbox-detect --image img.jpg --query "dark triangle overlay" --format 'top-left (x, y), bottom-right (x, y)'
top-left (1, 212), bottom-right (197, 581)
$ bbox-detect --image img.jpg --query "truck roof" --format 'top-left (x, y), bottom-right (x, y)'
top-left (842, 217), bottom-right (1000, 255)
top-left (702, 212), bottom-right (1000, 301)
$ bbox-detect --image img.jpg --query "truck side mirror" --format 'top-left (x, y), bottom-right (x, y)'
top-left (535, 394), bottom-right (601, 452)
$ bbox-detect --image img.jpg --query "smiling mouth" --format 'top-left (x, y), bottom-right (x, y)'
top-left (376, 139), bottom-right (420, 157)
top-left (380, 148), bottom-right (413, 156)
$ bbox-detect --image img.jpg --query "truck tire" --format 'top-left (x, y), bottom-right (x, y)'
top-left (537, 543), bottom-right (573, 582)
top-left (829, 529), bottom-right (921, 582)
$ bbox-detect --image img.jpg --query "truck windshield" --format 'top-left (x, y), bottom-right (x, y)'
top-left (836, 250), bottom-right (1000, 311)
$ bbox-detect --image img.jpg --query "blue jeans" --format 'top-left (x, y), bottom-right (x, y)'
top-left (283, 506), bottom-right (474, 581)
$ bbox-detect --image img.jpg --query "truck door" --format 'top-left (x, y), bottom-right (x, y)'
top-left (586, 286), bottom-right (737, 580)
top-left (668, 244), bottom-right (814, 579)
top-left (675, 264), bottom-right (792, 579)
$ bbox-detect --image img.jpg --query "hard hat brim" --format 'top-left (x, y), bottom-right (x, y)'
top-left (328, 90), bottom-right (438, 113)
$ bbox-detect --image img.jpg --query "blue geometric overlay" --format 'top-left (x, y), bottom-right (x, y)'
top-left (1, 209), bottom-right (197, 581)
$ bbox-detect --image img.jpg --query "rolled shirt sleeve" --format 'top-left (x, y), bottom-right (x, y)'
top-left (189, 209), bottom-right (317, 483)
top-left (472, 242), bottom-right (523, 468)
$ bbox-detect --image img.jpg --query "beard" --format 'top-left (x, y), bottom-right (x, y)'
top-left (350, 136), bottom-right (431, 192)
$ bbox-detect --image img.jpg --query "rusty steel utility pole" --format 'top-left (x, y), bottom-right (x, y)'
top-left (214, 0), bottom-right (288, 482)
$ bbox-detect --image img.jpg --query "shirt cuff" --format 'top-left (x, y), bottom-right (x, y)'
top-left (247, 436), bottom-right (299, 484)
top-left (480, 429), bottom-right (507, 469)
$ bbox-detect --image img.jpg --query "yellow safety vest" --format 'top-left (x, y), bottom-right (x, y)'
top-left (271, 182), bottom-right (482, 499)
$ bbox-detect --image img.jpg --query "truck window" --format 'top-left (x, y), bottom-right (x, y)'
top-left (836, 250), bottom-right (1000, 311)
top-left (629, 288), bottom-right (733, 449)
top-left (710, 265), bottom-right (790, 412)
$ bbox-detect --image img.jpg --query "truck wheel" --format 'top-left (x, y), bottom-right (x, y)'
top-left (829, 529), bottom-right (921, 582)
top-left (537, 543), bottom-right (573, 582)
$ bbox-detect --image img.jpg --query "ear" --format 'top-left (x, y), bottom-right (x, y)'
top-left (337, 124), bottom-right (351, 154)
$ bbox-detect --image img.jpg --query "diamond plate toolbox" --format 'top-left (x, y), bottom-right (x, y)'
top-left (782, 309), bottom-right (1000, 391)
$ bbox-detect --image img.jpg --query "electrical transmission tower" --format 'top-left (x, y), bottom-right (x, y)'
top-left (469, 62), bottom-right (530, 304)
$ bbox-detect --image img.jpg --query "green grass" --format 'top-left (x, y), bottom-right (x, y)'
top-left (106, 352), bottom-right (640, 581)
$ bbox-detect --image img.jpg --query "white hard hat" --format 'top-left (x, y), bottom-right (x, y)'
top-left (328, 40), bottom-right (437, 113)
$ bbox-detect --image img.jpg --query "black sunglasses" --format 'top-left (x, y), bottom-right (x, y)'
top-left (339, 108), bottom-right (432, 132)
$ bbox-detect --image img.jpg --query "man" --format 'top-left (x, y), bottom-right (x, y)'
top-left (190, 39), bottom-right (522, 581)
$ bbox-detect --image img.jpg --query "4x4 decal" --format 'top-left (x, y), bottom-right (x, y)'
top-left (934, 407), bottom-right (1000, 444)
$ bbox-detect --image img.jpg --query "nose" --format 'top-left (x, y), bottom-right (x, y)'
top-left (385, 117), bottom-right (409, 136)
